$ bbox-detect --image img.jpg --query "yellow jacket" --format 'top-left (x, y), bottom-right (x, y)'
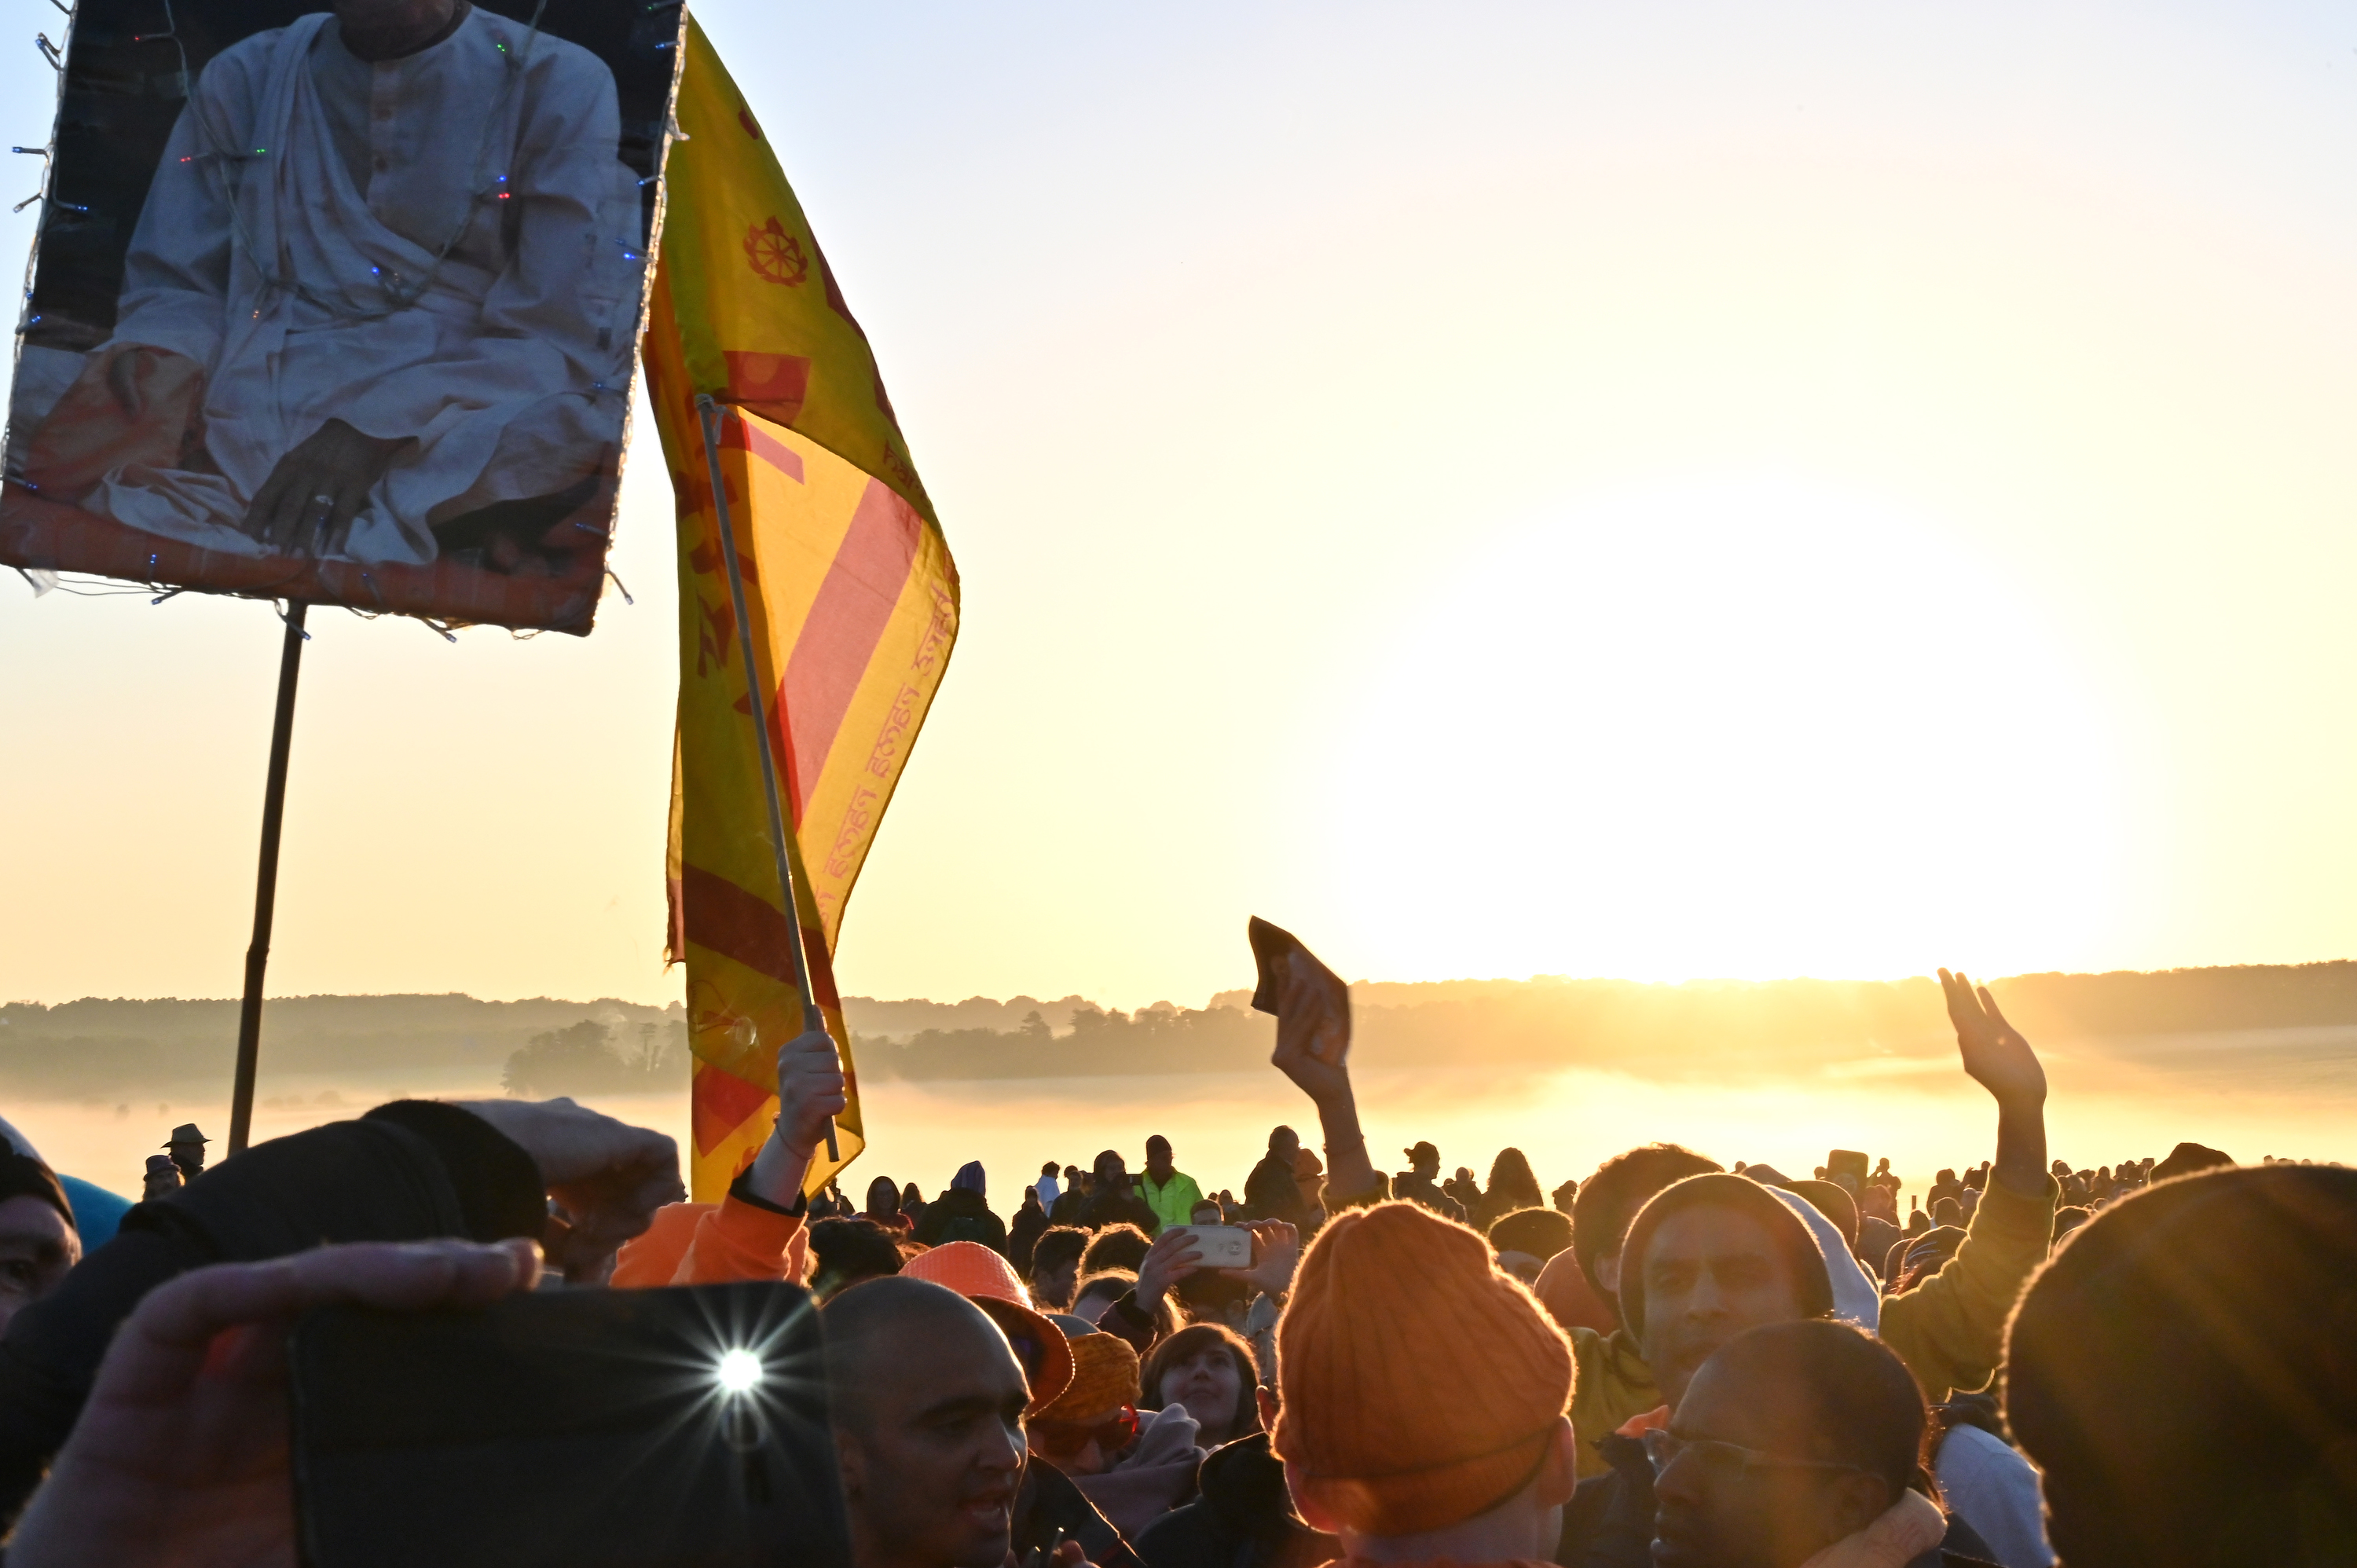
top-left (1878, 1173), bottom-right (2059, 1403)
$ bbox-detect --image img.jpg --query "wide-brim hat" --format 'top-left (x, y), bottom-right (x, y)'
top-left (900, 1240), bottom-right (1074, 1415)
top-left (163, 1123), bottom-right (207, 1147)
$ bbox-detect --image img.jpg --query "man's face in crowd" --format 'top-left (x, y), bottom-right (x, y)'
top-left (1270, 1128), bottom-right (1300, 1163)
top-left (0, 1196), bottom-right (78, 1335)
top-left (1031, 1254), bottom-right (1079, 1310)
top-left (1651, 1357), bottom-right (1886, 1568)
top-left (1146, 1140), bottom-right (1174, 1181)
top-left (834, 1307), bottom-right (1031, 1568)
top-left (1636, 1207), bottom-right (1807, 1405)
top-left (141, 1155), bottom-right (181, 1201)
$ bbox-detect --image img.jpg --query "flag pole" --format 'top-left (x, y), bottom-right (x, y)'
top-left (695, 395), bottom-right (838, 1162)
top-left (225, 599), bottom-right (307, 1156)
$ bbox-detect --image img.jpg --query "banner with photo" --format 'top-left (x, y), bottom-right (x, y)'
top-left (1, 0), bottom-right (684, 633)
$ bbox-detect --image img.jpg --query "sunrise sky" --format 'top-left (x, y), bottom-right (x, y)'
top-left (6, 2), bottom-right (2357, 1012)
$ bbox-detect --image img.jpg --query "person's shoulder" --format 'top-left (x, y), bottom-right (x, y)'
top-left (190, 20), bottom-right (309, 97)
top-left (471, 11), bottom-right (614, 86)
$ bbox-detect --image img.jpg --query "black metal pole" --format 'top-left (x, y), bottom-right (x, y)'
top-left (226, 601), bottom-right (308, 1156)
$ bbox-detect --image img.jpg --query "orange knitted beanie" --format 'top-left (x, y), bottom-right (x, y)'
top-left (1273, 1200), bottom-right (1576, 1537)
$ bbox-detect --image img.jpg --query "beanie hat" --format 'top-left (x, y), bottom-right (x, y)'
top-left (953, 1160), bottom-right (987, 1196)
top-left (1035, 1332), bottom-right (1141, 1425)
top-left (0, 1155), bottom-right (72, 1232)
top-left (1617, 1174), bottom-right (1835, 1343)
top-left (1274, 1200), bottom-right (1574, 1537)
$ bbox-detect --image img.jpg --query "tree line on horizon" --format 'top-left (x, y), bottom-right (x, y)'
top-left (5, 962), bottom-right (2357, 1099)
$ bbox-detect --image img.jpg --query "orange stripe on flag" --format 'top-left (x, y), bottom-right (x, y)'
top-left (719, 412), bottom-right (807, 482)
top-left (780, 478), bottom-right (922, 813)
top-left (679, 863), bottom-right (797, 987)
top-left (693, 1061), bottom-right (771, 1156)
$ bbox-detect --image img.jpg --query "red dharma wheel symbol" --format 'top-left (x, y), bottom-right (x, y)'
top-left (744, 217), bottom-right (808, 286)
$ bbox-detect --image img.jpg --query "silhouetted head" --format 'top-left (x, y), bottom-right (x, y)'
top-left (1487, 1148), bottom-right (1544, 1210)
top-left (1080, 1222), bottom-right (1151, 1276)
top-left (2007, 1166), bottom-right (2357, 1568)
top-left (1573, 1144), bottom-right (1725, 1312)
top-left (1653, 1321), bottom-right (1927, 1568)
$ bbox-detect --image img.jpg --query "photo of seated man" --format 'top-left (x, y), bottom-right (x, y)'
top-left (16, 0), bottom-right (647, 577)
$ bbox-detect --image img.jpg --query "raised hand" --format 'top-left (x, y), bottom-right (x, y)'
top-left (6, 1239), bottom-right (539, 1568)
top-left (1135, 1226), bottom-right (1206, 1309)
top-left (1938, 969), bottom-right (2047, 1110)
top-left (1937, 967), bottom-right (2050, 1197)
top-left (775, 1027), bottom-right (849, 1160)
top-left (453, 1097), bottom-right (683, 1278)
top-left (1219, 1218), bottom-right (1300, 1297)
top-left (743, 1027), bottom-right (847, 1206)
top-left (1270, 951), bottom-right (1352, 1108)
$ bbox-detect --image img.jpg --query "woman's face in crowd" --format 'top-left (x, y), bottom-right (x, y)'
top-left (1159, 1349), bottom-right (1243, 1442)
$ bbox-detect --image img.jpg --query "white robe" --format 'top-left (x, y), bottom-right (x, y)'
top-left (90, 9), bottom-right (642, 563)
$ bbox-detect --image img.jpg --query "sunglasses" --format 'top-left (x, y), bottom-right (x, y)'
top-left (1641, 1429), bottom-right (1875, 1482)
top-left (1029, 1406), bottom-right (1141, 1458)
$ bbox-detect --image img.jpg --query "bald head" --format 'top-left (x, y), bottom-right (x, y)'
top-left (820, 1278), bottom-right (1032, 1568)
top-left (824, 1278), bottom-right (1015, 1417)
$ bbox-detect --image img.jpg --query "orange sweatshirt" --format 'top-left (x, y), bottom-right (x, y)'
top-left (611, 1192), bottom-right (808, 1288)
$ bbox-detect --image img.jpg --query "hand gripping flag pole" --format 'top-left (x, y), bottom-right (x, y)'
top-left (695, 394), bottom-right (839, 1162)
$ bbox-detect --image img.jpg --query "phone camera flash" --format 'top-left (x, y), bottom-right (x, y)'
top-left (716, 1348), bottom-right (762, 1395)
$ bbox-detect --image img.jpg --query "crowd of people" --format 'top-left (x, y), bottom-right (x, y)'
top-left (0, 962), bottom-right (2348, 1566)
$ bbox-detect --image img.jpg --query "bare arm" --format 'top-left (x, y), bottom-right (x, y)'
top-left (743, 1028), bottom-right (849, 1207)
top-left (1938, 969), bottom-right (2048, 1196)
top-left (1270, 951), bottom-right (1377, 1200)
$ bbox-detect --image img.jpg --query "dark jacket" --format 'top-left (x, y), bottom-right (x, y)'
top-left (914, 1185), bottom-right (1010, 1253)
top-left (1014, 1453), bottom-right (1146, 1568)
top-left (1074, 1186), bottom-right (1160, 1236)
top-left (1557, 1432), bottom-right (2000, 1568)
top-left (1138, 1434), bottom-right (1336, 1568)
top-left (1010, 1201), bottom-right (1050, 1273)
top-left (0, 1101), bottom-right (544, 1517)
top-left (1391, 1171), bottom-right (1468, 1225)
top-left (1243, 1154), bottom-right (1306, 1224)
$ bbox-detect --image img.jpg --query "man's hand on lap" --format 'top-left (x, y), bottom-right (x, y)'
top-left (243, 417), bottom-right (412, 555)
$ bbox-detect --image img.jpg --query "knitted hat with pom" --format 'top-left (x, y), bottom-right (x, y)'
top-left (1273, 1200), bottom-right (1574, 1537)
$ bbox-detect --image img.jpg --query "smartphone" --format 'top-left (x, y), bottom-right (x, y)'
top-left (1171, 1223), bottom-right (1253, 1269)
top-left (288, 1280), bottom-right (851, 1568)
top-left (1827, 1149), bottom-right (1870, 1189)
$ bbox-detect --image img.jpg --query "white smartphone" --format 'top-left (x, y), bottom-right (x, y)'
top-left (1172, 1224), bottom-right (1252, 1269)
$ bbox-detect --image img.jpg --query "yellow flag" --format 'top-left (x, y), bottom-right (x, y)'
top-left (643, 20), bottom-right (959, 1200)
